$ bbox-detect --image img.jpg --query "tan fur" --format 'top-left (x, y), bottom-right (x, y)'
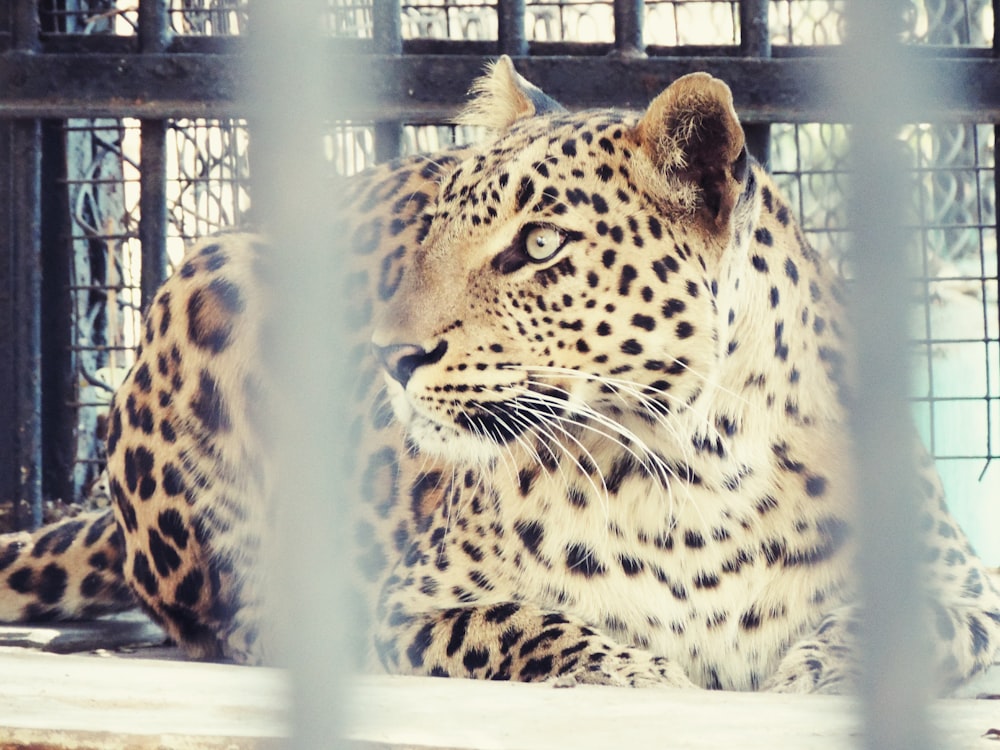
top-left (456, 56), bottom-right (548, 131)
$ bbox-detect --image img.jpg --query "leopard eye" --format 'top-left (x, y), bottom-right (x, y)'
top-left (523, 225), bottom-right (567, 262)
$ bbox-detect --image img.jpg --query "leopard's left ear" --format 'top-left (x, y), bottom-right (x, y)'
top-left (637, 73), bottom-right (747, 230)
top-left (457, 55), bottom-right (565, 131)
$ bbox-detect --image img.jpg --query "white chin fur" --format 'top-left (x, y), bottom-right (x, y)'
top-left (385, 377), bottom-right (501, 467)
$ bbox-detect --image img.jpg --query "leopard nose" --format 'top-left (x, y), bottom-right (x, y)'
top-left (373, 340), bottom-right (448, 387)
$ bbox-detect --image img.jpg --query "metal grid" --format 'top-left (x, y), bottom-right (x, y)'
top-left (39, 0), bottom-right (249, 35)
top-left (0, 0), bottom-right (995, 553)
top-left (0, 0), bottom-right (996, 743)
top-left (64, 116), bottom-right (250, 506)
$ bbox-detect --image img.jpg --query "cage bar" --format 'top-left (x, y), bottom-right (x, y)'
top-left (612, 0), bottom-right (643, 57)
top-left (11, 120), bottom-right (43, 530)
top-left (12, 0), bottom-right (39, 51)
top-left (497, 0), bottom-right (527, 56)
top-left (373, 0), bottom-right (403, 55)
top-left (374, 120), bottom-right (404, 163)
top-left (138, 0), bottom-right (171, 308)
top-left (139, 0), bottom-right (171, 53)
top-left (739, 0), bottom-right (771, 165)
top-left (139, 119), bottom-right (169, 308)
top-left (6, 0), bottom-right (43, 528)
top-left (842, 2), bottom-right (934, 747)
top-left (39, 119), bottom-right (76, 509)
top-left (249, 0), bottom-right (354, 744)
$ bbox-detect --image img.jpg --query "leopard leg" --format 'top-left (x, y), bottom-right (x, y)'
top-left (0, 510), bottom-right (134, 622)
top-left (764, 580), bottom-right (1000, 696)
top-left (763, 605), bottom-right (859, 694)
top-left (375, 561), bottom-right (695, 688)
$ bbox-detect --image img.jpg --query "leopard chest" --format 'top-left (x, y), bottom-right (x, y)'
top-left (447, 456), bottom-right (852, 690)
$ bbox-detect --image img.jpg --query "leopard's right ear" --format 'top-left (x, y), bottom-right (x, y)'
top-left (456, 55), bottom-right (565, 131)
top-left (636, 73), bottom-right (747, 231)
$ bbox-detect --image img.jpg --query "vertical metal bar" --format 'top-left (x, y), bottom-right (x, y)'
top-left (739, 0), bottom-right (771, 166)
top-left (39, 120), bottom-right (76, 509)
top-left (995, 0), bottom-right (999, 55)
top-left (497, 0), bottom-right (527, 56)
top-left (372, 0), bottom-right (403, 164)
top-left (839, 2), bottom-right (933, 748)
top-left (139, 120), bottom-right (169, 309)
top-left (374, 120), bottom-right (404, 164)
top-left (992, 0), bottom-right (1000, 476)
top-left (138, 0), bottom-right (170, 309)
top-left (612, 0), bottom-right (643, 57)
top-left (249, 0), bottom-right (353, 746)
top-left (372, 0), bottom-right (403, 55)
top-left (12, 120), bottom-right (43, 530)
top-left (139, 0), bottom-right (171, 53)
top-left (739, 0), bottom-right (770, 56)
top-left (13, 0), bottom-right (40, 51)
top-left (9, 0), bottom-right (42, 528)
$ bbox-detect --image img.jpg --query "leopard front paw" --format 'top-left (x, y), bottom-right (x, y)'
top-left (763, 652), bottom-right (855, 694)
top-left (556, 652), bottom-right (697, 689)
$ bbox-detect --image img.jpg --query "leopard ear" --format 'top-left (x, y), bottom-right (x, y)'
top-left (457, 55), bottom-right (565, 131)
top-left (636, 73), bottom-right (747, 229)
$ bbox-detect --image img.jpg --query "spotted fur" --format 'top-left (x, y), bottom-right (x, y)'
top-left (0, 59), bottom-right (996, 692)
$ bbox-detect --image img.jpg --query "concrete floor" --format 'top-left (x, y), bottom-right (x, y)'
top-left (1, 615), bottom-right (998, 749)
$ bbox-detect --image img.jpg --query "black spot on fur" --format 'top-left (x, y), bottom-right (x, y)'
top-left (8, 567), bottom-right (32, 593)
top-left (37, 563), bottom-right (69, 605)
top-left (132, 551), bottom-right (159, 596)
top-left (190, 369), bottom-right (232, 434)
top-left (148, 529), bottom-right (182, 577)
top-left (683, 530), bottom-right (705, 549)
top-left (515, 176), bottom-right (536, 211)
top-left (175, 569), bottom-right (204, 606)
top-left (515, 519), bottom-right (545, 558)
top-left (784, 258), bottom-right (799, 285)
top-left (619, 555), bottom-right (644, 576)
top-left (463, 646), bottom-right (491, 673)
top-left (186, 280), bottom-right (243, 354)
top-left (485, 602), bottom-right (520, 623)
top-left (157, 508), bottom-right (189, 550)
top-left (447, 609), bottom-right (473, 657)
top-left (134, 363), bottom-right (153, 393)
top-left (33, 520), bottom-right (85, 558)
top-left (805, 475), bottom-right (827, 497)
top-left (565, 543), bottom-right (606, 577)
top-left (740, 607), bottom-right (762, 630)
top-left (406, 622), bottom-right (435, 668)
top-left (162, 463), bottom-right (186, 496)
top-left (755, 227), bottom-right (773, 246)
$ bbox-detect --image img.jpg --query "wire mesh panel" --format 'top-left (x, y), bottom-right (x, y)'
top-left (0, 0), bottom-right (993, 571)
top-left (63, 116), bottom-right (251, 505)
top-left (23, 0), bottom-right (998, 566)
top-left (40, 0), bottom-right (249, 35)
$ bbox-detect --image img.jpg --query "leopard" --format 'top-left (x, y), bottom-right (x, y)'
top-left (0, 57), bottom-right (997, 694)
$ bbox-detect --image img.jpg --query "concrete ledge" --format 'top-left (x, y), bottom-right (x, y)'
top-left (0, 649), bottom-right (287, 749)
top-left (1, 648), bottom-right (998, 749)
top-left (347, 676), bottom-right (1000, 750)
